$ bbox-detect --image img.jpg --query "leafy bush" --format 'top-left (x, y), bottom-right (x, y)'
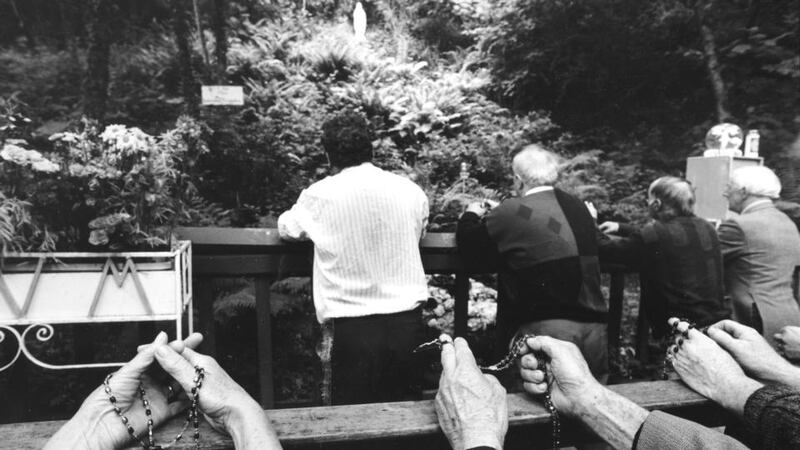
top-left (409, 0), bottom-right (474, 52)
top-left (559, 150), bottom-right (658, 226)
top-left (107, 32), bottom-right (187, 131)
top-left (309, 45), bottom-right (363, 82)
top-left (1, 112), bottom-right (218, 252)
top-left (0, 48), bottom-right (84, 124)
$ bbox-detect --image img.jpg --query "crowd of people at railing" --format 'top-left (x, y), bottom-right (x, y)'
top-left (46, 111), bottom-right (800, 448)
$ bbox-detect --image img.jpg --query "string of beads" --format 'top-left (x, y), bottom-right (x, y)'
top-left (103, 366), bottom-right (204, 449)
top-left (415, 334), bottom-right (560, 450)
top-left (479, 333), bottom-right (560, 450)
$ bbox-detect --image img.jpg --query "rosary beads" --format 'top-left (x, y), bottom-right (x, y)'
top-left (416, 334), bottom-right (561, 450)
top-left (663, 318), bottom-right (710, 379)
top-left (663, 318), bottom-right (692, 379)
top-left (479, 333), bottom-right (560, 450)
top-left (104, 366), bottom-right (205, 449)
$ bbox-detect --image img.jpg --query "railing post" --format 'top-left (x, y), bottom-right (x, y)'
top-left (195, 278), bottom-right (216, 358)
top-left (608, 271), bottom-right (624, 350)
top-left (454, 273), bottom-right (469, 338)
top-left (636, 302), bottom-right (650, 364)
top-left (255, 275), bottom-right (274, 408)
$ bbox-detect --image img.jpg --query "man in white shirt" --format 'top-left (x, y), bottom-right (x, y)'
top-left (278, 111), bottom-right (430, 405)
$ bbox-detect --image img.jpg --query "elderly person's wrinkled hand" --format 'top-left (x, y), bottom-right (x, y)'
top-left (154, 344), bottom-right (277, 447)
top-left (464, 201), bottom-right (490, 217)
top-left (435, 335), bottom-right (508, 450)
top-left (43, 332), bottom-right (203, 450)
top-left (775, 325), bottom-right (800, 362)
top-left (598, 221), bottom-right (620, 234)
top-left (518, 335), bottom-right (604, 417)
top-left (706, 319), bottom-right (793, 382)
top-left (669, 318), bottom-right (762, 416)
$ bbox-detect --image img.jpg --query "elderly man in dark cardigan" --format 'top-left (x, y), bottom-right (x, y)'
top-left (456, 144), bottom-right (609, 382)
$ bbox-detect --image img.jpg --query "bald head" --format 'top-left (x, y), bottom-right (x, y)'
top-left (512, 145), bottom-right (561, 189)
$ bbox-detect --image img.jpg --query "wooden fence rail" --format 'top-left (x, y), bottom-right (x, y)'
top-left (172, 227), bottom-right (638, 408)
top-left (1, 380), bottom-right (721, 449)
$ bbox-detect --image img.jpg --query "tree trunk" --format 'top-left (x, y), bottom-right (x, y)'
top-left (56, 0), bottom-right (68, 50)
top-left (8, 0), bottom-right (37, 48)
top-left (192, 0), bottom-right (210, 66)
top-left (82, 0), bottom-right (113, 122)
top-left (212, 0), bottom-right (228, 74)
top-left (172, 0), bottom-right (200, 117)
top-left (695, 2), bottom-right (732, 122)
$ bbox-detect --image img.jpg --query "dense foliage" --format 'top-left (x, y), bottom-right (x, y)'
top-left (467, 0), bottom-right (799, 189)
top-left (1, 106), bottom-right (219, 251)
top-left (0, 0), bottom-right (798, 419)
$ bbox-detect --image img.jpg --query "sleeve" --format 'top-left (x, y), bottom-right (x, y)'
top-left (717, 219), bottom-right (746, 263)
top-left (597, 230), bottom-right (644, 267)
top-left (743, 385), bottom-right (800, 450)
top-left (634, 411), bottom-right (748, 449)
top-left (617, 223), bottom-right (638, 237)
top-left (277, 189), bottom-right (315, 241)
top-left (456, 211), bottom-right (499, 267)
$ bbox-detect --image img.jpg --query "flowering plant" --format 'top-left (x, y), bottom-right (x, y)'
top-left (1, 112), bottom-right (211, 253)
top-left (422, 276), bottom-right (497, 335)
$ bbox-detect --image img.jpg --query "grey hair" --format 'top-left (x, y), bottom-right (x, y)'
top-left (648, 176), bottom-right (695, 217)
top-left (730, 165), bottom-right (781, 199)
top-left (512, 144), bottom-right (560, 187)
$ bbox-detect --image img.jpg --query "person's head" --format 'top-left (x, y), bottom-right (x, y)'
top-left (647, 176), bottom-right (695, 220)
top-left (725, 165), bottom-right (781, 213)
top-left (511, 144), bottom-right (560, 194)
top-left (320, 111), bottom-right (374, 169)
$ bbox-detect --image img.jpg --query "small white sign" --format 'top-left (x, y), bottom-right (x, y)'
top-left (201, 86), bottom-right (245, 106)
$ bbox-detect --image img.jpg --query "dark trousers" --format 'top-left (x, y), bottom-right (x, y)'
top-left (330, 306), bottom-right (429, 405)
top-left (517, 319), bottom-right (609, 383)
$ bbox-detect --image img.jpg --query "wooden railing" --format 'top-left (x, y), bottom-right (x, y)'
top-left (0, 227), bottom-right (722, 449)
top-left (171, 227), bottom-right (638, 408)
top-left (2, 381), bottom-right (720, 449)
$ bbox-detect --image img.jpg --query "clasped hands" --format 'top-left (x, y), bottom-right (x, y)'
top-left (775, 325), bottom-right (800, 361)
top-left (666, 318), bottom-right (800, 415)
top-left (44, 332), bottom-right (270, 450)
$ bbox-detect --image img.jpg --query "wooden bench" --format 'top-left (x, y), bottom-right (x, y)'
top-left (0, 380), bottom-right (721, 449)
top-left (173, 227), bottom-right (636, 408)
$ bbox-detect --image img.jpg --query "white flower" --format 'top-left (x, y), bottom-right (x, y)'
top-left (100, 124), bottom-right (127, 143)
top-left (26, 149), bottom-right (45, 161)
top-left (32, 159), bottom-right (59, 173)
top-left (49, 132), bottom-right (80, 143)
top-left (1, 143), bottom-right (27, 163)
top-left (68, 163), bottom-right (87, 176)
top-left (1, 144), bottom-right (58, 172)
top-left (115, 132), bottom-right (137, 153)
top-left (107, 127), bottom-right (152, 155)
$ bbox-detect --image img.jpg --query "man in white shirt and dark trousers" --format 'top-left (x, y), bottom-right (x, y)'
top-left (278, 111), bottom-right (430, 405)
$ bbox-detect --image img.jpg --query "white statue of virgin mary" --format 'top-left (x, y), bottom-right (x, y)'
top-left (353, 2), bottom-right (367, 41)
